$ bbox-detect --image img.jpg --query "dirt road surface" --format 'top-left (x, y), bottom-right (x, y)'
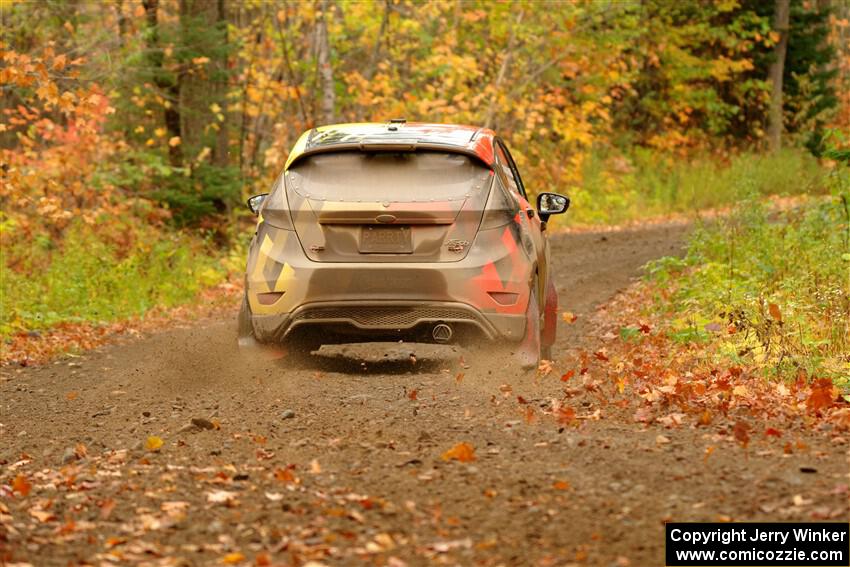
top-left (2, 225), bottom-right (847, 566)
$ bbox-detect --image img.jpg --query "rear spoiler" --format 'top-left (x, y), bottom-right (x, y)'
top-left (286, 141), bottom-right (493, 170)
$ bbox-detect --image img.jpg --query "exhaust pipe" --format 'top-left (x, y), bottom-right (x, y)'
top-left (432, 323), bottom-right (453, 343)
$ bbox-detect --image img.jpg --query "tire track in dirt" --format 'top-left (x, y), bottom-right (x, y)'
top-left (2, 224), bottom-right (846, 566)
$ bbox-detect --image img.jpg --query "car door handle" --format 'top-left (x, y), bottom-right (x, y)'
top-left (526, 209), bottom-right (535, 219)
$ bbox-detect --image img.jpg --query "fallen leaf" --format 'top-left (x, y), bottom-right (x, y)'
top-left (807, 379), bottom-right (836, 414)
top-left (441, 442), bottom-right (476, 463)
top-left (560, 369), bottom-right (575, 382)
top-left (656, 434), bottom-right (670, 445)
top-left (206, 490), bottom-right (237, 505)
top-left (99, 498), bottom-right (116, 519)
top-left (30, 509), bottom-right (55, 522)
top-left (557, 406), bottom-right (576, 425)
top-left (792, 494), bottom-right (812, 507)
top-left (408, 389), bottom-right (418, 401)
top-left (12, 474), bottom-right (32, 496)
top-left (145, 436), bottom-right (164, 452)
top-left (768, 302), bottom-right (782, 322)
top-left (222, 552), bottom-right (245, 564)
top-left (455, 372), bottom-right (464, 384)
top-left (274, 467), bottom-right (296, 483)
top-left (732, 421), bottom-right (750, 448)
top-left (562, 311), bottom-right (577, 323)
top-left (552, 480), bottom-right (571, 490)
top-left (66, 391), bottom-right (78, 400)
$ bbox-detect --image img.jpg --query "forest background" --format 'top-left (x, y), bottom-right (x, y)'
top-left (1, 0), bottom-right (848, 381)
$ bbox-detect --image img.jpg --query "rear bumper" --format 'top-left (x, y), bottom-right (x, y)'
top-left (245, 223), bottom-right (534, 344)
top-left (252, 300), bottom-right (526, 343)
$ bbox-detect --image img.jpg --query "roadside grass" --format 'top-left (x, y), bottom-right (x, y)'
top-left (645, 171), bottom-right (849, 387)
top-left (552, 148), bottom-right (828, 227)
top-left (0, 222), bottom-right (243, 337)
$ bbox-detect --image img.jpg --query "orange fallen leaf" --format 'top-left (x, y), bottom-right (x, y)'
top-left (222, 552), bottom-right (245, 564)
top-left (560, 369), bottom-right (575, 382)
top-left (66, 391), bottom-right (78, 401)
top-left (99, 498), bottom-right (116, 519)
top-left (408, 389), bottom-right (418, 401)
top-left (12, 474), bottom-right (31, 496)
top-left (561, 311), bottom-right (577, 323)
top-left (732, 421), bottom-right (750, 448)
top-left (30, 509), bottom-right (55, 522)
top-left (274, 467), bottom-right (296, 483)
top-left (557, 406), bottom-right (576, 425)
top-left (765, 427), bottom-right (782, 437)
top-left (145, 436), bottom-right (164, 452)
top-left (455, 372), bottom-right (464, 384)
top-left (552, 480), bottom-right (571, 490)
top-left (806, 379), bottom-right (836, 414)
top-left (768, 302), bottom-right (782, 322)
top-left (697, 410), bottom-right (712, 426)
top-left (255, 552), bottom-right (271, 566)
top-left (441, 442), bottom-right (476, 462)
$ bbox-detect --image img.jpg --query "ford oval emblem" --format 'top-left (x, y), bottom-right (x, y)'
top-left (375, 214), bottom-right (396, 224)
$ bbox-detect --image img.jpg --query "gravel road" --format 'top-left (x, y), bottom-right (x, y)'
top-left (2, 224), bottom-right (846, 566)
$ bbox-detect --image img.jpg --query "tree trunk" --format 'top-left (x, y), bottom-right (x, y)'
top-left (212, 0), bottom-right (229, 167)
top-left (142, 0), bottom-right (182, 166)
top-left (317, 0), bottom-right (335, 125)
top-left (484, 10), bottom-right (523, 130)
top-left (767, 0), bottom-right (790, 152)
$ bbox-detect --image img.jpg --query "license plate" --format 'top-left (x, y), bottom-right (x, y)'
top-left (359, 226), bottom-right (413, 253)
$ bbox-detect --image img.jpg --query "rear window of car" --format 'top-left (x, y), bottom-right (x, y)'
top-left (287, 151), bottom-right (491, 202)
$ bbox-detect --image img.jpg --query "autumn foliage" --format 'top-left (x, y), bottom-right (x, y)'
top-left (1, 1), bottom-right (848, 361)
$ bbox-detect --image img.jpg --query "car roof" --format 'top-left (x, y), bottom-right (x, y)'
top-left (284, 122), bottom-right (497, 170)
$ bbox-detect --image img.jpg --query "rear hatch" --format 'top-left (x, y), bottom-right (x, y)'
top-left (286, 151), bottom-right (493, 262)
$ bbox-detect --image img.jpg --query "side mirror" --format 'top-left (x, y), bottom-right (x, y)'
top-left (536, 192), bottom-right (570, 223)
top-left (247, 193), bottom-right (268, 215)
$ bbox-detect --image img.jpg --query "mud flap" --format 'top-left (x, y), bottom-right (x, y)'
top-left (542, 279), bottom-right (558, 350)
top-left (237, 295), bottom-right (260, 349)
top-left (514, 284), bottom-right (541, 370)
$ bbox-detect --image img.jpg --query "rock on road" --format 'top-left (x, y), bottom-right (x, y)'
top-left (2, 224), bottom-right (847, 566)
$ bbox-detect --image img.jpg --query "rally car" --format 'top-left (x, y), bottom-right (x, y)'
top-left (238, 121), bottom-right (569, 367)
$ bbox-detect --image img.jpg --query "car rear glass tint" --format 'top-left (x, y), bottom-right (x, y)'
top-left (288, 151), bottom-right (490, 202)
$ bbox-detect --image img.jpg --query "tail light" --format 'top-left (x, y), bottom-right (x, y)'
top-left (479, 175), bottom-right (518, 230)
top-left (260, 175), bottom-right (295, 230)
